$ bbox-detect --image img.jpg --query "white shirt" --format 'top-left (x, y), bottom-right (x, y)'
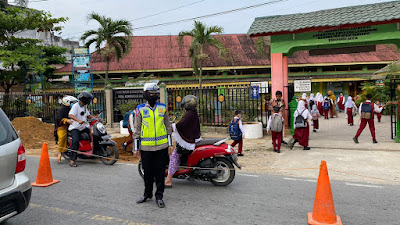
top-left (293, 108), bottom-right (312, 129)
top-left (358, 100), bottom-right (383, 115)
top-left (68, 103), bottom-right (90, 131)
top-left (267, 113), bottom-right (284, 131)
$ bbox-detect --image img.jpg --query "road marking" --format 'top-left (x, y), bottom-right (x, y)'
top-left (283, 177), bottom-right (316, 182)
top-left (30, 203), bottom-right (152, 225)
top-left (345, 183), bottom-right (383, 188)
top-left (238, 173), bottom-right (259, 177)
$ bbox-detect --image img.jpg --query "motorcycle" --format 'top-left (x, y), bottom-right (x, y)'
top-left (63, 118), bottom-right (119, 165)
top-left (138, 138), bottom-right (241, 186)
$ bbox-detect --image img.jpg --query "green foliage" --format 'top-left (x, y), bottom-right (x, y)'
top-left (27, 103), bottom-right (43, 117)
top-left (178, 21), bottom-right (227, 88)
top-left (0, 7), bottom-right (68, 93)
top-left (115, 100), bottom-right (138, 115)
top-left (81, 12), bottom-right (132, 85)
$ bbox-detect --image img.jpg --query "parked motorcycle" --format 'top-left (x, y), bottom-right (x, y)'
top-left (63, 118), bottom-right (119, 165)
top-left (138, 138), bottom-right (241, 186)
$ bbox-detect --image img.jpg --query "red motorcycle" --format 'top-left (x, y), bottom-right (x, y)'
top-left (63, 118), bottom-right (119, 165)
top-left (138, 138), bottom-right (241, 186)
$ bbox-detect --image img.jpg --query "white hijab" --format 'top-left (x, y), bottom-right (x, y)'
top-left (294, 100), bottom-right (308, 119)
top-left (302, 93), bottom-right (307, 99)
top-left (345, 96), bottom-right (354, 108)
top-left (310, 93), bottom-right (315, 101)
top-left (317, 93), bottom-right (324, 103)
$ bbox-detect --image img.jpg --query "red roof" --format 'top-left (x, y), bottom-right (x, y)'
top-left (55, 34), bottom-right (400, 73)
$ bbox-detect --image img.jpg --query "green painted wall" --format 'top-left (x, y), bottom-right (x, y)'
top-left (271, 24), bottom-right (400, 55)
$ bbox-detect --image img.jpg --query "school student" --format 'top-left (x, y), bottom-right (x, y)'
top-left (289, 101), bottom-right (312, 150)
top-left (310, 105), bottom-right (320, 132)
top-left (353, 94), bottom-right (384, 144)
top-left (323, 97), bottom-right (330, 119)
top-left (375, 100), bottom-right (383, 122)
top-left (267, 106), bottom-right (284, 153)
top-left (316, 93), bottom-right (324, 115)
top-left (345, 96), bottom-right (357, 126)
top-left (230, 110), bottom-right (245, 156)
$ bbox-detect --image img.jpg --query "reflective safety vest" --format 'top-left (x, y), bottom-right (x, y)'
top-left (138, 103), bottom-right (168, 146)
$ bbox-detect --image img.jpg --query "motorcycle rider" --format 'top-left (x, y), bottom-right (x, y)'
top-left (133, 83), bottom-right (173, 208)
top-left (55, 96), bottom-right (78, 163)
top-left (165, 95), bottom-right (202, 188)
top-left (68, 92), bottom-right (94, 167)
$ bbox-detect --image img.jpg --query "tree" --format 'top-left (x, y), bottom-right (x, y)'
top-left (0, 0), bottom-right (28, 8)
top-left (81, 13), bottom-right (132, 88)
top-left (0, 7), bottom-right (67, 97)
top-left (178, 21), bottom-right (227, 89)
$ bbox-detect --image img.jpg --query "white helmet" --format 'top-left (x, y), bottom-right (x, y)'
top-left (143, 83), bottom-right (160, 93)
top-left (62, 96), bottom-right (78, 107)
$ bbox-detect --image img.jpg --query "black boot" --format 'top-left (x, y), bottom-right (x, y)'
top-left (303, 146), bottom-right (310, 150)
top-left (353, 137), bottom-right (359, 144)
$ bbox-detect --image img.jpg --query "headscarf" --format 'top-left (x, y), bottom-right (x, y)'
top-left (345, 96), bottom-right (354, 108)
top-left (294, 100), bottom-right (307, 118)
top-left (328, 91), bottom-right (336, 102)
top-left (56, 105), bottom-right (70, 128)
top-left (310, 93), bottom-right (315, 101)
top-left (176, 109), bottom-right (201, 143)
top-left (301, 93), bottom-right (307, 99)
top-left (318, 93), bottom-right (324, 103)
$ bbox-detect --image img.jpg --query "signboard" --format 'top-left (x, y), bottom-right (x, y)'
top-left (251, 81), bottom-right (269, 93)
top-left (113, 88), bottom-right (144, 110)
top-left (294, 80), bottom-right (311, 92)
top-left (71, 48), bottom-right (92, 95)
top-left (251, 85), bottom-right (260, 99)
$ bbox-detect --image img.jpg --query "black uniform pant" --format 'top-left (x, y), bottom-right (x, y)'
top-left (70, 128), bottom-right (90, 161)
top-left (141, 148), bottom-right (168, 200)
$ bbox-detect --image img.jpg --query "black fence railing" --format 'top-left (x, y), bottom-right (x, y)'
top-left (167, 87), bottom-right (270, 127)
top-left (0, 91), bottom-right (106, 124)
top-left (390, 78), bottom-right (399, 139)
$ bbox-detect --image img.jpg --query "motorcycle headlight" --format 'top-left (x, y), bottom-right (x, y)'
top-left (96, 123), bottom-right (106, 134)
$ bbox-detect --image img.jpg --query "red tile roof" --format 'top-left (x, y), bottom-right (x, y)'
top-left (55, 34), bottom-right (400, 74)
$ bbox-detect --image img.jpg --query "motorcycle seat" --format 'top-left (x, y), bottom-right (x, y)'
top-left (67, 130), bottom-right (91, 140)
top-left (195, 139), bottom-right (225, 147)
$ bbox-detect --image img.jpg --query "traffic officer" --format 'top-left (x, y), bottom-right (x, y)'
top-left (133, 83), bottom-right (173, 208)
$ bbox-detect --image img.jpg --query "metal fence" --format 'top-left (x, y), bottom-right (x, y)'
top-left (390, 78), bottom-right (399, 139)
top-left (0, 91), bottom-right (106, 124)
top-left (167, 86), bottom-right (271, 127)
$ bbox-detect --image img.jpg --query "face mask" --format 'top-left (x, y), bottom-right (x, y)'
top-left (148, 95), bottom-right (159, 106)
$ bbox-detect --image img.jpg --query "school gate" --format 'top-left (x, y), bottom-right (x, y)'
top-left (248, 1), bottom-right (400, 128)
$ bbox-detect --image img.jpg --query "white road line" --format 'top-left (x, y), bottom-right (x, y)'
top-left (238, 173), bottom-right (259, 177)
top-left (283, 177), bottom-right (316, 182)
top-left (345, 183), bottom-right (383, 188)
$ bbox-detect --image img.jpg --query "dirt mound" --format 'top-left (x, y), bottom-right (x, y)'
top-left (112, 136), bottom-right (139, 163)
top-left (12, 117), bottom-right (56, 150)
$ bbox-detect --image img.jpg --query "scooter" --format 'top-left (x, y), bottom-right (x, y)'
top-left (138, 138), bottom-right (241, 186)
top-left (63, 118), bottom-right (119, 165)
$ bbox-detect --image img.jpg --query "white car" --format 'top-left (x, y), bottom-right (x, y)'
top-left (0, 108), bottom-right (31, 223)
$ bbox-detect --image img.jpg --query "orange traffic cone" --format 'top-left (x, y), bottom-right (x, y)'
top-left (32, 143), bottom-right (60, 187)
top-left (308, 160), bottom-right (342, 225)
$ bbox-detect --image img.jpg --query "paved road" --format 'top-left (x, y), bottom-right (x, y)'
top-left (5, 156), bottom-right (400, 225)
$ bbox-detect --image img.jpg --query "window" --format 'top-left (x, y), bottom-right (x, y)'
top-left (367, 64), bottom-right (386, 71)
top-left (322, 66), bottom-right (336, 72)
top-left (0, 110), bottom-right (18, 146)
top-left (289, 67), bottom-right (304, 73)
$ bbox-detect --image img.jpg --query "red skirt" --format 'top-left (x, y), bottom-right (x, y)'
top-left (317, 102), bottom-right (323, 115)
top-left (347, 108), bottom-right (353, 124)
top-left (293, 122), bottom-right (309, 147)
top-left (313, 119), bottom-right (319, 129)
top-left (338, 102), bottom-right (345, 111)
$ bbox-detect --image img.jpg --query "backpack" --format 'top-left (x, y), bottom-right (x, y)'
top-left (361, 102), bottom-right (373, 120)
top-left (309, 100), bottom-right (315, 108)
top-left (122, 110), bottom-right (134, 128)
top-left (323, 101), bottom-right (330, 111)
top-left (229, 119), bottom-right (242, 141)
top-left (295, 109), bottom-right (307, 128)
top-left (270, 114), bottom-right (283, 132)
top-left (312, 111), bottom-right (318, 120)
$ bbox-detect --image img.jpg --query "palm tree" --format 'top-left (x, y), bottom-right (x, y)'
top-left (178, 21), bottom-right (226, 89)
top-left (81, 13), bottom-right (132, 87)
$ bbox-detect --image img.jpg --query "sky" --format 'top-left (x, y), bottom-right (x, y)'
top-left (12, 0), bottom-right (395, 44)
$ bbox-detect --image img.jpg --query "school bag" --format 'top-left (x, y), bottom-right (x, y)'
top-left (309, 100), bottom-right (315, 108)
top-left (122, 110), bottom-right (134, 128)
top-left (229, 119), bottom-right (242, 141)
top-left (323, 101), bottom-right (330, 111)
top-left (361, 102), bottom-right (373, 120)
top-left (311, 111), bottom-right (319, 120)
top-left (270, 114), bottom-right (283, 132)
top-left (295, 109), bottom-right (308, 128)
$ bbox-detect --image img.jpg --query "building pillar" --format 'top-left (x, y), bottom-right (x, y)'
top-left (159, 82), bottom-right (167, 105)
top-left (271, 53), bottom-right (289, 127)
top-left (105, 88), bottom-right (113, 128)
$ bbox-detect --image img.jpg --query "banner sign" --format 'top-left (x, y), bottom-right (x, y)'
top-left (251, 81), bottom-right (269, 93)
top-left (73, 56), bottom-right (90, 69)
top-left (73, 48), bottom-right (89, 55)
top-left (294, 80), bottom-right (312, 92)
top-left (72, 48), bottom-right (92, 94)
top-left (113, 88), bottom-right (144, 111)
top-left (251, 85), bottom-right (260, 99)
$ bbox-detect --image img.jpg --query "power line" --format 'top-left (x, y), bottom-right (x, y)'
top-left (62, 0), bottom-right (206, 38)
top-left (63, 0), bottom-right (289, 38)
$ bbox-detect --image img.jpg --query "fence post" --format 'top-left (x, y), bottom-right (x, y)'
top-left (105, 89), bottom-right (113, 128)
top-left (159, 83), bottom-right (167, 105)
